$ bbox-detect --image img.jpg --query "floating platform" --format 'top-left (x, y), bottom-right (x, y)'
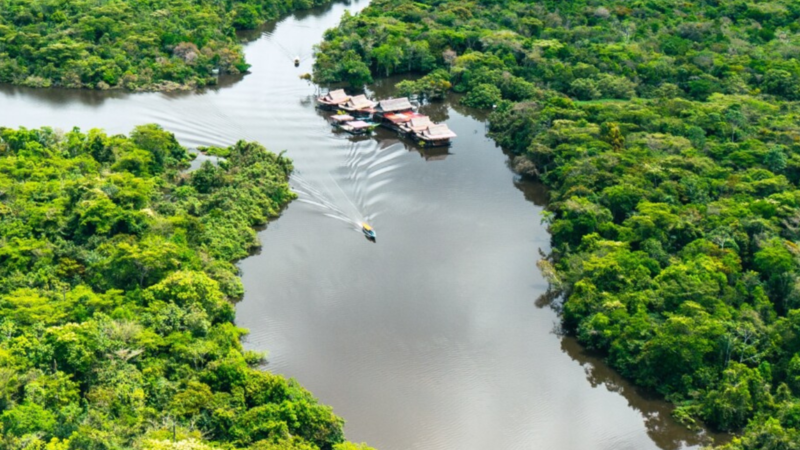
top-left (330, 114), bottom-right (377, 135)
top-left (341, 94), bottom-right (377, 117)
top-left (378, 111), bottom-right (427, 133)
top-left (317, 89), bottom-right (350, 110)
top-left (410, 123), bottom-right (457, 147)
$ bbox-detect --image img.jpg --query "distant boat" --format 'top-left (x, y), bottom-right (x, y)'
top-left (294, 56), bottom-right (300, 66)
top-left (362, 223), bottom-right (376, 241)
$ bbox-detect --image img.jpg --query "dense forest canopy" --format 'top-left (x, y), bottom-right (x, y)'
top-left (0, 0), bottom-right (331, 90)
top-left (314, 0), bottom-right (800, 448)
top-left (0, 126), bottom-right (372, 450)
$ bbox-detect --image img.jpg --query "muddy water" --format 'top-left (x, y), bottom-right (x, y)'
top-left (0, 2), bottom-right (721, 449)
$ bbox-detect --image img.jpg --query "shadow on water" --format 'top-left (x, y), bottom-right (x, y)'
top-left (561, 337), bottom-right (732, 449)
top-left (0, 83), bottom-right (131, 106)
top-left (514, 176), bottom-right (549, 206)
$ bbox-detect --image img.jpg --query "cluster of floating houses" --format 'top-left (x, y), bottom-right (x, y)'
top-left (317, 89), bottom-right (457, 147)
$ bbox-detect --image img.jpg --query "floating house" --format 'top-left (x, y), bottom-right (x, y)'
top-left (317, 89), bottom-right (350, 110)
top-left (378, 111), bottom-right (426, 132)
top-left (373, 97), bottom-right (414, 119)
top-left (399, 116), bottom-right (433, 134)
top-left (411, 123), bottom-right (457, 147)
top-left (329, 114), bottom-right (376, 135)
top-left (341, 94), bottom-right (377, 116)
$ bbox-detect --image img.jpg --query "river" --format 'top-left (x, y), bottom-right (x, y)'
top-left (0, 1), bottom-right (721, 449)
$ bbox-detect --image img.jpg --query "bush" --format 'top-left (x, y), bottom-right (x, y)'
top-left (461, 83), bottom-right (502, 108)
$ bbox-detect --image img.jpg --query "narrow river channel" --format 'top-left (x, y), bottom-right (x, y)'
top-left (0, 2), bottom-right (721, 449)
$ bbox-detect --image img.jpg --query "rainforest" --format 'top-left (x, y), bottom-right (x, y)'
top-left (313, 0), bottom-right (800, 448)
top-left (0, 125), bottom-right (372, 450)
top-left (4, 0), bottom-right (800, 448)
top-left (0, 0), bottom-right (331, 90)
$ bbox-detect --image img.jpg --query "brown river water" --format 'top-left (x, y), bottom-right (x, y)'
top-left (0, 2), bottom-right (724, 449)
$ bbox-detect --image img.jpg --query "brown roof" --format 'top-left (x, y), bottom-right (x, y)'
top-left (421, 123), bottom-right (457, 140)
top-left (319, 89), bottom-right (350, 105)
top-left (343, 94), bottom-right (376, 110)
top-left (377, 97), bottom-right (414, 112)
top-left (327, 89), bottom-right (348, 101)
top-left (406, 116), bottom-right (432, 132)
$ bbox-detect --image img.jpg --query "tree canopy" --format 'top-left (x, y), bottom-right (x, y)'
top-left (0, 0), bottom-right (332, 90)
top-left (0, 125), bottom-right (372, 450)
top-left (314, 0), bottom-right (800, 447)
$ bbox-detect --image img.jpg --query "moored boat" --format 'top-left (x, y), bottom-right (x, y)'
top-left (330, 114), bottom-right (377, 135)
top-left (329, 113), bottom-right (355, 124)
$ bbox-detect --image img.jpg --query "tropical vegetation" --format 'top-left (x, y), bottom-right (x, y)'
top-left (0, 125), bottom-right (372, 450)
top-left (314, 0), bottom-right (800, 447)
top-left (0, 0), bottom-right (331, 90)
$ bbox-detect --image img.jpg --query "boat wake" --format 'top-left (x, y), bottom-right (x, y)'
top-left (291, 137), bottom-right (407, 236)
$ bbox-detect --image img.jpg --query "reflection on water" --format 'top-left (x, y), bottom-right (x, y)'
top-left (0, 1), bottom-right (726, 449)
top-left (561, 337), bottom-right (730, 449)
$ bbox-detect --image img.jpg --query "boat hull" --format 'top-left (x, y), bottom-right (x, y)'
top-left (411, 137), bottom-right (452, 147)
top-left (317, 102), bottom-right (343, 111)
top-left (362, 227), bottom-right (377, 241)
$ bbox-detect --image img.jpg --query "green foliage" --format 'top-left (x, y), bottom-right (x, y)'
top-left (489, 96), bottom-right (800, 442)
top-left (0, 0), bottom-right (333, 90)
top-left (313, 0), bottom-right (800, 446)
top-left (395, 70), bottom-right (452, 101)
top-left (0, 126), bottom-right (356, 450)
top-left (314, 0), bottom-right (800, 107)
top-left (461, 83), bottom-right (501, 108)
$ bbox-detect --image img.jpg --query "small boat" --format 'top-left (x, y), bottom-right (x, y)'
top-left (362, 223), bottom-right (376, 241)
top-left (329, 114), bottom-right (377, 135)
top-left (294, 56), bottom-right (300, 66)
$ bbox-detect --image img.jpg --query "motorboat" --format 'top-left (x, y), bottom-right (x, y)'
top-left (362, 223), bottom-right (376, 241)
top-left (329, 114), bottom-right (377, 135)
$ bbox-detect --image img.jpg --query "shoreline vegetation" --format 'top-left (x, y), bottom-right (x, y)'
top-left (314, 0), bottom-right (800, 448)
top-left (0, 0), bottom-right (333, 91)
top-left (0, 125), bottom-right (373, 450)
